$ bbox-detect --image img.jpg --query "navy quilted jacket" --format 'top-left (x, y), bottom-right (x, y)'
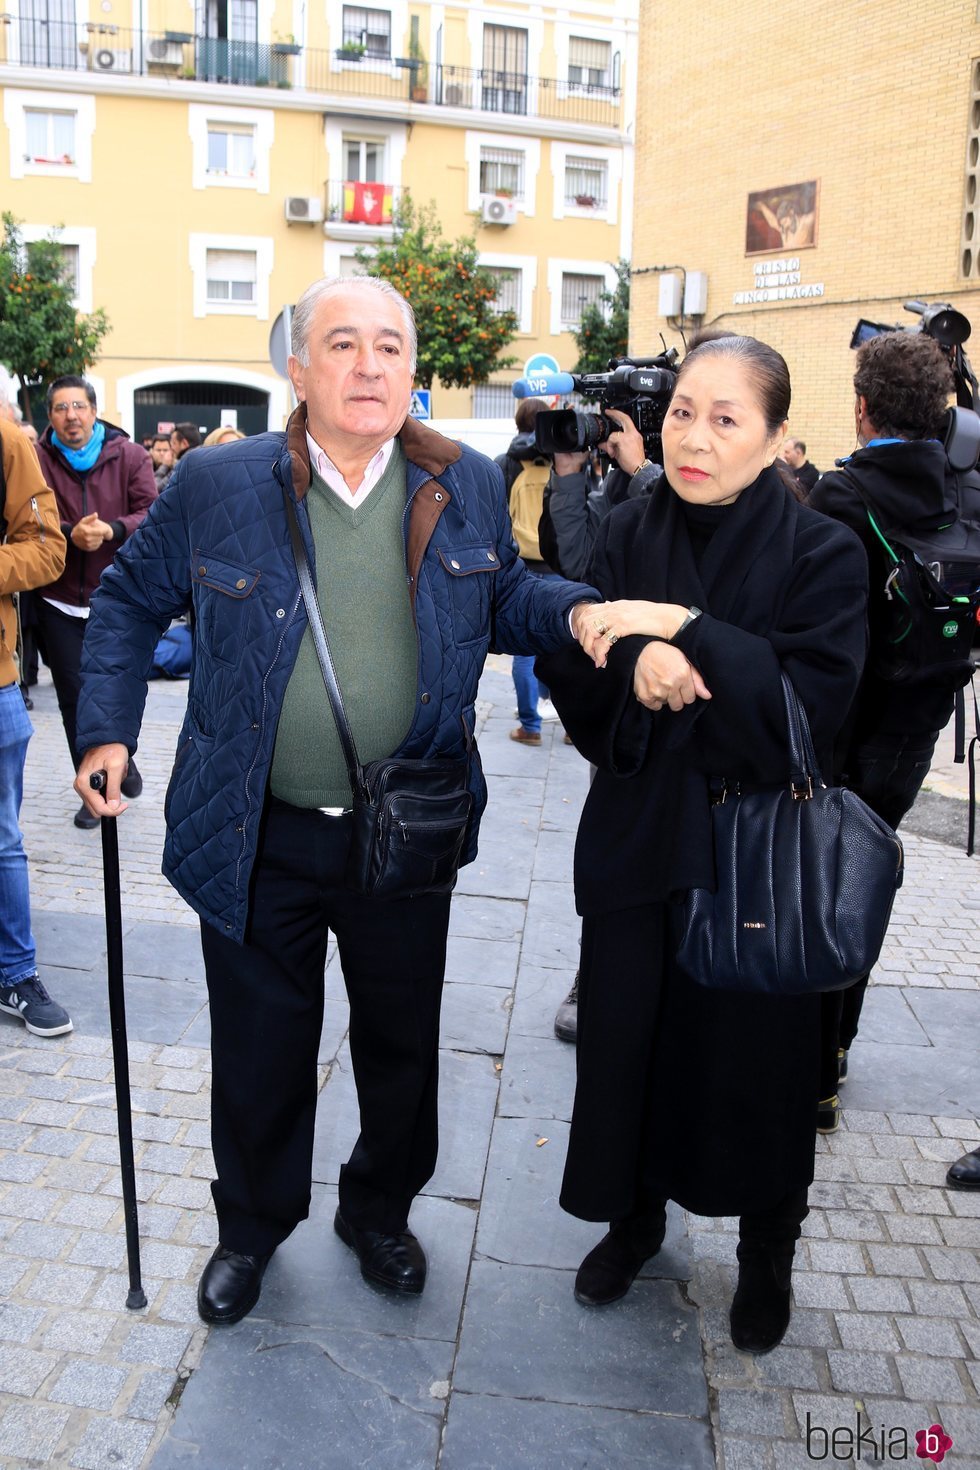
top-left (76, 411), bottom-right (596, 942)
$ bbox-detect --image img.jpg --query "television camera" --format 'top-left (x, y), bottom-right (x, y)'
top-left (511, 351), bottom-right (679, 462)
top-left (850, 300), bottom-right (980, 415)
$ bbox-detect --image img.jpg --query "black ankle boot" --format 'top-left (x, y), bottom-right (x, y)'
top-left (729, 1243), bottom-right (794, 1354)
top-left (574, 1207), bottom-right (667, 1306)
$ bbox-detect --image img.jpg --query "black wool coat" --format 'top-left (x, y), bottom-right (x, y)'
top-left (539, 466), bottom-right (869, 917)
top-left (539, 468), bottom-right (870, 1221)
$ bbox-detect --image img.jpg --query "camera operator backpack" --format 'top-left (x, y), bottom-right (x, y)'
top-left (848, 410), bottom-right (980, 685)
top-left (509, 455), bottom-right (551, 562)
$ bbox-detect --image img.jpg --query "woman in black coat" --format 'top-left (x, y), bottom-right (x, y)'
top-left (539, 336), bottom-right (868, 1354)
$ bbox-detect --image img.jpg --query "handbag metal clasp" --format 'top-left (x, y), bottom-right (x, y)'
top-left (791, 777), bottom-right (814, 801)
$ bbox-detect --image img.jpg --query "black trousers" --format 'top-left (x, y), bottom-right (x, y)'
top-left (33, 598), bottom-right (86, 771)
top-left (819, 727), bottom-right (941, 1093)
top-left (199, 797), bottom-right (452, 1256)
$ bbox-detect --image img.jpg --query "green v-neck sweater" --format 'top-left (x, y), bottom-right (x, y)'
top-left (270, 443), bottom-right (418, 808)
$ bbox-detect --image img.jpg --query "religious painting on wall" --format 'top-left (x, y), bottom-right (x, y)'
top-left (745, 181), bottom-right (819, 254)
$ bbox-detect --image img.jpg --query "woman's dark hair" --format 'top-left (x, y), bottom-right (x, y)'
top-left (674, 335), bottom-right (791, 434)
top-left (514, 397), bottom-right (549, 434)
top-left (853, 332), bottom-right (953, 440)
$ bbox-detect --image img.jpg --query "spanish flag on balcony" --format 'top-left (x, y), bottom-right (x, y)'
top-left (343, 181), bottom-right (394, 225)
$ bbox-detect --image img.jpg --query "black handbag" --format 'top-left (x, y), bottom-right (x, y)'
top-left (283, 490), bottom-right (472, 900)
top-left (676, 673), bottom-right (905, 996)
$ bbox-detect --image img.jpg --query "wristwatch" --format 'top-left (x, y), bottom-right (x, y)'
top-left (671, 606), bottom-right (703, 640)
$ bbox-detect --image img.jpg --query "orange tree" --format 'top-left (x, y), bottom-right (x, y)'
top-left (356, 198), bottom-right (518, 391)
top-left (571, 258), bottom-right (630, 374)
top-left (0, 213), bottom-right (109, 424)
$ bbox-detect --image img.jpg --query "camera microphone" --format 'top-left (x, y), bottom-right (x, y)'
top-left (512, 373), bottom-right (577, 399)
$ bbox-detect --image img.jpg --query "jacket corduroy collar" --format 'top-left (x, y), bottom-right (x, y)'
top-left (284, 402), bottom-right (463, 500)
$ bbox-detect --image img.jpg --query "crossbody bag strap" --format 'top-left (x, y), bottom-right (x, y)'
top-left (282, 487), bottom-right (365, 797)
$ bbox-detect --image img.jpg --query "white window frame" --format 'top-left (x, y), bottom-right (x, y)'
top-left (326, 0), bottom-right (406, 76)
top-left (322, 116), bottom-right (406, 241)
top-left (553, 23), bottom-right (625, 103)
top-left (466, 7), bottom-right (545, 115)
top-left (551, 143), bottom-right (621, 225)
top-left (465, 131), bottom-right (541, 219)
top-left (566, 35), bottom-right (613, 92)
top-left (3, 89), bottom-right (95, 183)
top-left (341, 3), bottom-right (392, 58)
top-left (189, 233), bottom-right (274, 320)
top-left (189, 103), bottom-right (274, 193)
top-left (478, 145), bottom-right (526, 203)
top-left (479, 252), bottom-right (536, 334)
top-left (19, 224), bottom-right (97, 313)
top-left (547, 258), bottom-right (617, 336)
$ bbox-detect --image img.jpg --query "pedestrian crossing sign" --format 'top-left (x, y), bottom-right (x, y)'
top-left (409, 390), bottom-right (431, 420)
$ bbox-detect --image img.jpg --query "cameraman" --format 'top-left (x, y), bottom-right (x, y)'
top-left (539, 411), bottom-right (659, 582)
top-left (809, 330), bottom-right (971, 1130)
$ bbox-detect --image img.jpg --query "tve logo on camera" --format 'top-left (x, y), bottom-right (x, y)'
top-left (805, 1411), bottom-right (954, 1462)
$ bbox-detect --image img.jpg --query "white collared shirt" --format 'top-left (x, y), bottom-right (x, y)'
top-left (305, 431), bottom-right (395, 510)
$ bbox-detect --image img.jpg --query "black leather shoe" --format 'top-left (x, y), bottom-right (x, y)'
top-left (120, 761), bottom-right (143, 799)
top-left (574, 1210), bottom-right (667, 1306)
top-left (74, 803), bottom-right (100, 831)
top-left (946, 1146), bottom-right (980, 1190)
top-left (334, 1208), bottom-right (426, 1294)
top-left (730, 1248), bottom-right (793, 1354)
top-left (198, 1244), bottom-right (271, 1324)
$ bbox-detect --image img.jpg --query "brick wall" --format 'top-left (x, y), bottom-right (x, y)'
top-left (632, 0), bottom-right (980, 470)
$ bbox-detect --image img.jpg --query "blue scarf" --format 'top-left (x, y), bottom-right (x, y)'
top-left (52, 419), bottom-right (106, 473)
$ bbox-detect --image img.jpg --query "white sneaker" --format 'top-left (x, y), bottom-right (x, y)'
top-left (538, 699), bottom-right (560, 723)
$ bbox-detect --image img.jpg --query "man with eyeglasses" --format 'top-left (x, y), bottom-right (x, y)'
top-left (35, 376), bottom-right (157, 829)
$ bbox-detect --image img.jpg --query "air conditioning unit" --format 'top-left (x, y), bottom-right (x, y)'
top-left (146, 38), bottom-right (184, 68)
top-left (482, 196), bottom-right (517, 226)
top-left (90, 46), bottom-right (132, 72)
top-left (285, 195), bottom-right (324, 224)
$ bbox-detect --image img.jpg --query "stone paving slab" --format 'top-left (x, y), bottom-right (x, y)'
top-left (0, 658), bottom-right (976, 1468)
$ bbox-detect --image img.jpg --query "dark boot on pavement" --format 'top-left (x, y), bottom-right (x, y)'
top-left (574, 1205), bottom-right (667, 1306)
top-left (554, 973), bottom-right (578, 1043)
top-left (730, 1240), bottom-right (795, 1354)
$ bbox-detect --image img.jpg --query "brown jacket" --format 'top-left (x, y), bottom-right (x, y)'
top-left (0, 421), bottom-right (67, 687)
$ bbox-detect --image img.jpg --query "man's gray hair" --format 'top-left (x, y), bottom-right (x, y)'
top-left (290, 276), bottom-right (417, 374)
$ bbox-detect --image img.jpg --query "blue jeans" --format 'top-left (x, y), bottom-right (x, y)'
top-left (512, 571), bottom-right (558, 734)
top-left (0, 683), bottom-right (36, 986)
top-left (513, 656), bottom-right (545, 734)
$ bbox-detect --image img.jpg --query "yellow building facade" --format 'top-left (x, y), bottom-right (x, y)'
top-left (631, 0), bottom-right (980, 471)
top-left (0, 0), bottom-right (636, 436)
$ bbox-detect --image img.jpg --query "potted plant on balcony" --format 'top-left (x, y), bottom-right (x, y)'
top-left (272, 33), bottom-right (301, 54)
top-left (575, 193), bottom-right (597, 207)
top-left (337, 39), bottom-right (366, 60)
top-left (407, 33), bottom-right (427, 101)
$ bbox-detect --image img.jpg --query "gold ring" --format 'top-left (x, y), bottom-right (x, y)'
top-left (607, 631), bottom-right (620, 645)
top-left (592, 620), bottom-right (607, 636)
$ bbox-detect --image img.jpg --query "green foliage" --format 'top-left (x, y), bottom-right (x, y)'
top-left (571, 258), bottom-right (631, 374)
top-left (0, 213), bottom-right (110, 424)
top-left (355, 198), bottom-right (518, 391)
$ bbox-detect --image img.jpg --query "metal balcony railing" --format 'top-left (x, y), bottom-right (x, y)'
top-left (0, 22), bottom-right (622, 126)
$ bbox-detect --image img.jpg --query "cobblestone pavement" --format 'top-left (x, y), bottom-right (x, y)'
top-left (0, 661), bottom-right (975, 1469)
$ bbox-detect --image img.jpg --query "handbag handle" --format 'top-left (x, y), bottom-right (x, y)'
top-left (780, 671), bottom-right (824, 796)
top-left (282, 487), bottom-right (367, 799)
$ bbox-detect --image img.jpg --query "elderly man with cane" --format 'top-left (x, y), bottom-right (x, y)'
top-left (74, 274), bottom-right (600, 1326)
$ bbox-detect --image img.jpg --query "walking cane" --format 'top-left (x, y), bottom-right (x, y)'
top-left (90, 771), bottom-right (147, 1311)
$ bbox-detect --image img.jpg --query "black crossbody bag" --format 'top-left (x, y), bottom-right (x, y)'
top-left (283, 490), bottom-right (473, 900)
top-left (677, 673), bottom-right (905, 996)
